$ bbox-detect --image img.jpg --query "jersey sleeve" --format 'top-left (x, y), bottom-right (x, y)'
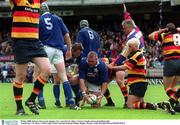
top-left (99, 62), bottom-right (109, 83)
top-left (124, 12), bottom-right (132, 20)
top-left (153, 32), bottom-right (164, 41)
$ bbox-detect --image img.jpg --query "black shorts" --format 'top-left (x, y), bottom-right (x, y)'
top-left (12, 39), bottom-right (47, 64)
top-left (164, 59), bottom-right (180, 76)
top-left (129, 83), bottom-right (148, 97)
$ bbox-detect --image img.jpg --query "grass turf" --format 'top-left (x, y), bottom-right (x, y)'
top-left (0, 83), bottom-right (179, 119)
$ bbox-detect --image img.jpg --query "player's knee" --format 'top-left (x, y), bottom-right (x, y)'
top-left (44, 67), bottom-right (52, 77)
top-left (127, 102), bottom-right (133, 109)
top-left (16, 72), bottom-right (27, 82)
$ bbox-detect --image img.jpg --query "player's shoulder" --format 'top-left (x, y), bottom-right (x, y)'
top-left (98, 59), bottom-right (107, 67)
top-left (80, 57), bottom-right (87, 64)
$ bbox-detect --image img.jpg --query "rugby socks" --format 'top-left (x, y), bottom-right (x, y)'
top-left (28, 76), bottom-right (46, 102)
top-left (53, 84), bottom-right (60, 102)
top-left (104, 89), bottom-right (114, 104)
top-left (38, 89), bottom-right (45, 106)
top-left (166, 88), bottom-right (179, 106)
top-left (71, 84), bottom-right (82, 101)
top-left (13, 81), bottom-right (23, 111)
top-left (133, 102), bottom-right (156, 110)
top-left (63, 81), bottom-right (74, 105)
top-left (120, 86), bottom-right (128, 103)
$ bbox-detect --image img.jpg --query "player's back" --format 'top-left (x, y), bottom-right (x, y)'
top-left (77, 27), bottom-right (100, 57)
top-left (39, 12), bottom-right (69, 50)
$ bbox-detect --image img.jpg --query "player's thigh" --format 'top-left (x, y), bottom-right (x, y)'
top-left (115, 70), bottom-right (125, 85)
top-left (33, 65), bottom-right (41, 80)
top-left (15, 63), bottom-right (28, 82)
top-left (163, 76), bottom-right (176, 89)
top-left (44, 45), bottom-right (56, 63)
top-left (33, 57), bottom-right (51, 74)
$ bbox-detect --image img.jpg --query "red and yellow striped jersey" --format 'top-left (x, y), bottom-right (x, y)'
top-left (124, 50), bottom-right (147, 85)
top-left (10, 0), bottom-right (46, 39)
top-left (153, 32), bottom-right (180, 61)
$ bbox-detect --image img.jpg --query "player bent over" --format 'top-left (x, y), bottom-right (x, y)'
top-left (108, 38), bottom-right (157, 110)
top-left (79, 51), bottom-right (109, 108)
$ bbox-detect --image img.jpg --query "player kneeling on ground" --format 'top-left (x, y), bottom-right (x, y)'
top-left (108, 38), bottom-right (157, 110)
top-left (79, 51), bottom-right (109, 108)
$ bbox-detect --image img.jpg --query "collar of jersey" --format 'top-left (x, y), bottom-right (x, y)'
top-left (127, 29), bottom-right (136, 38)
top-left (42, 12), bottom-right (50, 16)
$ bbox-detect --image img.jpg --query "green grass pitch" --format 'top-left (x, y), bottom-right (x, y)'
top-left (0, 83), bottom-right (179, 119)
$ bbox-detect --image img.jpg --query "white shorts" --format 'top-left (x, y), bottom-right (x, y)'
top-left (44, 46), bottom-right (64, 73)
top-left (86, 82), bottom-right (101, 93)
top-left (2, 70), bottom-right (8, 77)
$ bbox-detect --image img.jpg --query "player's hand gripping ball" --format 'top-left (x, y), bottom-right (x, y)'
top-left (88, 94), bottom-right (97, 104)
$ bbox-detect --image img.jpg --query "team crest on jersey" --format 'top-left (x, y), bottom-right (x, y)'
top-left (94, 68), bottom-right (98, 73)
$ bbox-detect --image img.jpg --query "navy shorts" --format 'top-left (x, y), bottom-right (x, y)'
top-left (164, 59), bottom-right (180, 76)
top-left (12, 39), bottom-right (47, 64)
top-left (129, 83), bottom-right (148, 97)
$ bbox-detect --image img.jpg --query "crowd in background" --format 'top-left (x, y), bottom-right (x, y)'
top-left (0, 17), bottom-right (165, 82)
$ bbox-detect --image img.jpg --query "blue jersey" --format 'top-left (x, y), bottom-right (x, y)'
top-left (79, 58), bottom-right (109, 86)
top-left (73, 52), bottom-right (83, 66)
top-left (77, 27), bottom-right (100, 57)
top-left (39, 12), bottom-right (69, 50)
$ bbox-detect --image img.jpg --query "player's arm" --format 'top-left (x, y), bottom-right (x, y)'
top-left (97, 82), bottom-right (108, 104)
top-left (79, 60), bottom-right (88, 96)
top-left (64, 33), bottom-right (72, 60)
top-left (99, 62), bottom-right (109, 96)
top-left (79, 79), bottom-right (87, 95)
top-left (123, 3), bottom-right (137, 28)
top-left (148, 28), bottom-right (167, 41)
top-left (59, 17), bottom-right (72, 60)
top-left (108, 64), bottom-right (127, 71)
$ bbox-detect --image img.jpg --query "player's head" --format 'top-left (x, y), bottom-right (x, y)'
top-left (166, 23), bottom-right (176, 33)
top-left (127, 38), bottom-right (140, 53)
top-left (80, 20), bottom-right (89, 29)
top-left (122, 19), bottom-right (135, 35)
top-left (87, 51), bottom-right (98, 67)
top-left (72, 43), bottom-right (84, 58)
top-left (40, 2), bottom-right (49, 15)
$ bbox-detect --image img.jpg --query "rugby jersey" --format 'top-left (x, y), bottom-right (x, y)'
top-left (153, 32), bottom-right (180, 61)
top-left (10, 0), bottom-right (46, 39)
top-left (124, 12), bottom-right (145, 49)
top-left (77, 27), bottom-right (100, 57)
top-left (79, 58), bottom-right (109, 86)
top-left (124, 50), bottom-right (147, 85)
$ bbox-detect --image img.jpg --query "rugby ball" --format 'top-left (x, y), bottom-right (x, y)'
top-left (88, 94), bottom-right (97, 104)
